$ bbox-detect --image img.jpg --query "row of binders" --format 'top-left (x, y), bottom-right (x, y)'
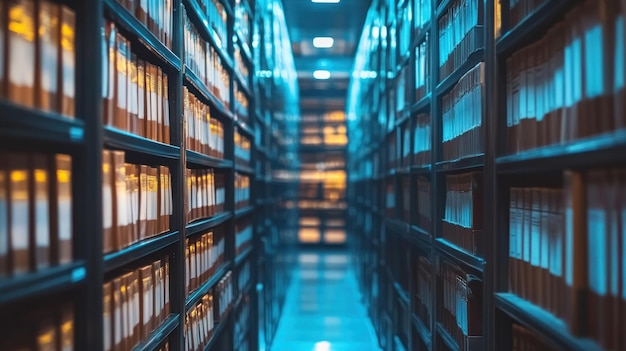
top-left (113, 0), bottom-right (173, 49)
top-left (508, 169), bottom-right (626, 350)
top-left (103, 256), bottom-right (170, 351)
top-left (235, 218), bottom-right (252, 255)
top-left (443, 172), bottom-right (483, 256)
top-left (0, 304), bottom-right (73, 351)
top-left (442, 62), bottom-right (484, 162)
top-left (508, 186), bottom-right (565, 326)
top-left (235, 173), bottom-right (250, 209)
top-left (102, 150), bottom-right (173, 254)
top-left (195, 0), bottom-right (228, 50)
top-left (234, 130), bottom-right (251, 166)
top-left (184, 87), bottom-right (225, 159)
top-left (103, 21), bottom-right (171, 144)
top-left (412, 256), bottom-right (433, 334)
top-left (505, 0), bottom-right (625, 154)
top-left (186, 168), bottom-right (225, 224)
top-left (184, 271), bottom-right (233, 351)
top-left (0, 152), bottom-right (72, 277)
top-left (438, 0), bottom-right (484, 80)
top-left (440, 260), bottom-right (483, 351)
top-left (183, 8), bottom-right (230, 108)
top-left (0, 0), bottom-right (76, 116)
top-left (185, 229), bottom-right (225, 297)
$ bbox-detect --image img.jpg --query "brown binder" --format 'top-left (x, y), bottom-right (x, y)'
top-left (129, 54), bottom-right (138, 135)
top-left (163, 256), bottom-right (170, 317)
top-left (31, 153), bottom-right (50, 270)
top-left (137, 59), bottom-right (146, 137)
top-left (37, 1), bottom-right (60, 113)
top-left (153, 260), bottom-right (163, 324)
top-left (103, 282), bottom-right (113, 351)
top-left (7, 0), bottom-right (35, 107)
top-left (163, 73), bottom-right (170, 144)
top-left (9, 153), bottom-right (30, 275)
top-left (138, 264), bottom-right (153, 339)
top-left (60, 6), bottom-right (75, 117)
top-left (156, 67), bottom-right (163, 143)
top-left (0, 153), bottom-right (8, 277)
top-left (0, 0), bottom-right (5, 99)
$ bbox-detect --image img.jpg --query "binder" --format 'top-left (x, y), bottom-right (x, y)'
top-left (32, 153), bottom-right (50, 270)
top-left (60, 5), bottom-right (75, 117)
top-left (37, 1), bottom-right (60, 113)
top-left (7, 0), bottom-right (36, 107)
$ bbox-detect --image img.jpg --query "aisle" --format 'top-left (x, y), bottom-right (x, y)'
top-left (271, 251), bottom-right (381, 351)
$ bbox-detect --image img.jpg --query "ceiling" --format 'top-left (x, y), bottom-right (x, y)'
top-left (281, 0), bottom-right (373, 113)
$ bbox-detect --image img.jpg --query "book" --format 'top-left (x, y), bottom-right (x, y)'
top-left (56, 154), bottom-right (72, 265)
top-left (0, 153), bottom-right (7, 277)
top-left (37, 1), bottom-right (60, 113)
top-left (32, 153), bottom-right (50, 270)
top-left (59, 5), bottom-right (75, 117)
top-left (7, 0), bottom-right (36, 107)
top-left (9, 153), bottom-right (30, 275)
top-left (443, 172), bottom-right (483, 256)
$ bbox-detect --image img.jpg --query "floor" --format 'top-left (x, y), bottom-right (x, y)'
top-left (271, 250), bottom-right (381, 351)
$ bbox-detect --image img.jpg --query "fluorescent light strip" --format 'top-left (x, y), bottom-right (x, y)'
top-left (313, 37), bottom-right (334, 48)
top-left (311, 0), bottom-right (340, 3)
top-left (313, 70), bottom-right (331, 80)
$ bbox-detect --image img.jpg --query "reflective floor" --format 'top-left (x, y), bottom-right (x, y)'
top-left (271, 250), bottom-right (381, 351)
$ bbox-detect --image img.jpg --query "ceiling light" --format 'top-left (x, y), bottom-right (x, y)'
top-left (311, 0), bottom-right (340, 3)
top-left (313, 37), bottom-right (334, 48)
top-left (313, 70), bottom-right (331, 80)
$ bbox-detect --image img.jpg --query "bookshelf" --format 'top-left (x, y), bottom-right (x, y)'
top-left (0, 0), bottom-right (295, 350)
top-left (348, 0), bottom-right (625, 351)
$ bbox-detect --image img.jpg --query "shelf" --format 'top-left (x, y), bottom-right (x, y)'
top-left (203, 307), bottom-right (231, 351)
top-left (235, 30), bottom-right (253, 65)
top-left (435, 154), bottom-right (485, 173)
top-left (104, 127), bottom-right (180, 160)
top-left (411, 93), bottom-right (431, 114)
top-left (496, 0), bottom-right (578, 56)
top-left (386, 218), bottom-right (409, 235)
top-left (436, 323), bottom-right (460, 351)
top-left (411, 314), bottom-right (432, 349)
top-left (234, 71), bottom-right (252, 98)
top-left (409, 225), bottom-right (432, 246)
top-left (496, 131), bottom-right (626, 174)
top-left (235, 205), bottom-right (254, 219)
top-left (436, 0), bottom-right (453, 17)
top-left (103, 0), bottom-right (181, 72)
top-left (183, 0), bottom-right (234, 71)
top-left (186, 150), bottom-right (233, 169)
top-left (0, 101), bottom-right (84, 146)
top-left (234, 246), bottom-right (253, 266)
top-left (0, 262), bottom-right (86, 305)
top-left (132, 313), bottom-right (179, 351)
top-left (495, 293), bottom-right (602, 351)
top-left (186, 262), bottom-right (232, 311)
top-left (235, 119), bottom-right (255, 138)
top-left (435, 238), bottom-right (485, 273)
top-left (411, 22), bottom-right (430, 49)
top-left (393, 282), bottom-right (410, 305)
top-left (104, 231), bottom-right (179, 273)
top-left (235, 164), bottom-right (254, 175)
top-left (411, 164), bottom-right (432, 175)
top-left (186, 212), bottom-right (233, 237)
top-left (436, 49), bottom-right (484, 96)
top-left (184, 66), bottom-right (234, 121)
